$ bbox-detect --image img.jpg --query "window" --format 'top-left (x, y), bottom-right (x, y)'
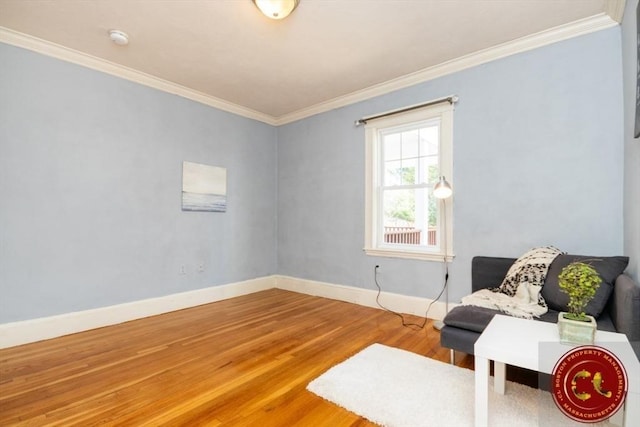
top-left (364, 102), bottom-right (453, 261)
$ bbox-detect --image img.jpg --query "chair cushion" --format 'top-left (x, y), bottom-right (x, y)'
top-left (541, 255), bottom-right (629, 317)
top-left (444, 306), bottom-right (617, 334)
top-left (443, 305), bottom-right (502, 333)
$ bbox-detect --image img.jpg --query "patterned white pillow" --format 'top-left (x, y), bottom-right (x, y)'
top-left (494, 246), bottom-right (564, 307)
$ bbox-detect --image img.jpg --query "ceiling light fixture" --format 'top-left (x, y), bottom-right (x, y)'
top-left (252, 0), bottom-right (299, 20)
top-left (108, 30), bottom-right (129, 46)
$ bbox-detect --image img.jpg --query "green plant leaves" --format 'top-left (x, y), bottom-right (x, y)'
top-left (558, 261), bottom-right (602, 320)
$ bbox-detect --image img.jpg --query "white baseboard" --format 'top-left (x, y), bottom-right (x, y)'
top-left (274, 275), bottom-right (455, 321)
top-left (0, 276), bottom-right (275, 349)
top-left (0, 275), bottom-right (454, 349)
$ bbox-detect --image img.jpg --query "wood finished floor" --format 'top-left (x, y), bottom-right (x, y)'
top-left (0, 289), bottom-right (484, 426)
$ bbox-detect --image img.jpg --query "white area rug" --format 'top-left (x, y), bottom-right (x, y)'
top-left (307, 343), bottom-right (614, 427)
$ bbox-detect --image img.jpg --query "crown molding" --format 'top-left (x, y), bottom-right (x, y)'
top-left (604, 0), bottom-right (627, 23)
top-left (0, 11), bottom-right (619, 128)
top-left (0, 27), bottom-right (277, 126)
top-left (273, 13), bottom-right (619, 126)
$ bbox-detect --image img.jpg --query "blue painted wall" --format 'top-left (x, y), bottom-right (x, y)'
top-left (0, 43), bottom-right (278, 323)
top-left (622, 0), bottom-right (640, 282)
top-left (277, 28), bottom-right (625, 303)
top-left (0, 23), bottom-right (628, 323)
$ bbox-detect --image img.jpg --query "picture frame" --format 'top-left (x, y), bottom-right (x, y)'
top-left (182, 161), bottom-right (227, 212)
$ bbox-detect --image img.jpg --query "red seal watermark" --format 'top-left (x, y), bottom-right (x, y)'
top-left (552, 345), bottom-right (627, 423)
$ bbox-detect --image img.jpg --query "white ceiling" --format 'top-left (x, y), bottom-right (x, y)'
top-left (0, 0), bottom-right (624, 125)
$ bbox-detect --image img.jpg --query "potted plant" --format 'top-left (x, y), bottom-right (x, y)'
top-left (557, 260), bottom-right (602, 344)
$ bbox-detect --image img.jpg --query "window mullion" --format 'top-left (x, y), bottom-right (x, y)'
top-left (381, 183), bottom-right (429, 191)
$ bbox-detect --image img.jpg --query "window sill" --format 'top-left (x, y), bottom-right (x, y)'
top-left (364, 247), bottom-right (454, 262)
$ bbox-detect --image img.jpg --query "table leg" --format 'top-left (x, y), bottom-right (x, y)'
top-left (475, 355), bottom-right (490, 427)
top-left (623, 390), bottom-right (640, 427)
top-left (494, 361), bottom-right (506, 394)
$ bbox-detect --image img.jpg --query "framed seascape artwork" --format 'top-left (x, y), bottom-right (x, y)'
top-left (182, 161), bottom-right (227, 212)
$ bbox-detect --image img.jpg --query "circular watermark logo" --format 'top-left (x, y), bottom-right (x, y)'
top-left (552, 345), bottom-right (627, 423)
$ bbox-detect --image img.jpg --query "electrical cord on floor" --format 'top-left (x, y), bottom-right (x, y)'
top-left (373, 264), bottom-right (449, 330)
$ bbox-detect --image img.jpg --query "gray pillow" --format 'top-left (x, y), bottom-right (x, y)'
top-left (542, 255), bottom-right (629, 317)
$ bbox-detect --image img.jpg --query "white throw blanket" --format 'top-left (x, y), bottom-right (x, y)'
top-left (461, 246), bottom-right (563, 319)
top-left (461, 282), bottom-right (547, 319)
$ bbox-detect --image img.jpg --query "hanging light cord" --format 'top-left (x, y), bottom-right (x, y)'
top-left (374, 266), bottom-right (448, 330)
top-left (373, 201), bottom-right (450, 330)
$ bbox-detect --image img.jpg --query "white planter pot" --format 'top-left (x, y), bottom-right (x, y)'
top-left (557, 312), bottom-right (596, 344)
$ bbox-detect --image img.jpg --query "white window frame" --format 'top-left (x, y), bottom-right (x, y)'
top-left (364, 102), bottom-right (454, 261)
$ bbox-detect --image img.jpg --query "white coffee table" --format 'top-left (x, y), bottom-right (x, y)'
top-left (474, 314), bottom-right (639, 427)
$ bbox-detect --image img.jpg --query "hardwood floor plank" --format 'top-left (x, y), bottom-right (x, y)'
top-left (0, 289), bottom-right (474, 426)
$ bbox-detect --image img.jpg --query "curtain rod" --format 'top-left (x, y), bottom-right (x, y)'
top-left (354, 95), bottom-right (458, 126)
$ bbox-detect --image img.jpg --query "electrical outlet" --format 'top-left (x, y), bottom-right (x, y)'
top-left (198, 264), bottom-right (204, 273)
top-left (180, 265), bottom-right (186, 275)
top-left (375, 265), bottom-right (381, 273)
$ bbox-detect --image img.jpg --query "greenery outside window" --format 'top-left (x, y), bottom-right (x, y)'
top-left (364, 102), bottom-right (454, 261)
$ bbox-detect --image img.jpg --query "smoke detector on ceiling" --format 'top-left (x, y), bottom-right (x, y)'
top-left (108, 30), bottom-right (129, 46)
